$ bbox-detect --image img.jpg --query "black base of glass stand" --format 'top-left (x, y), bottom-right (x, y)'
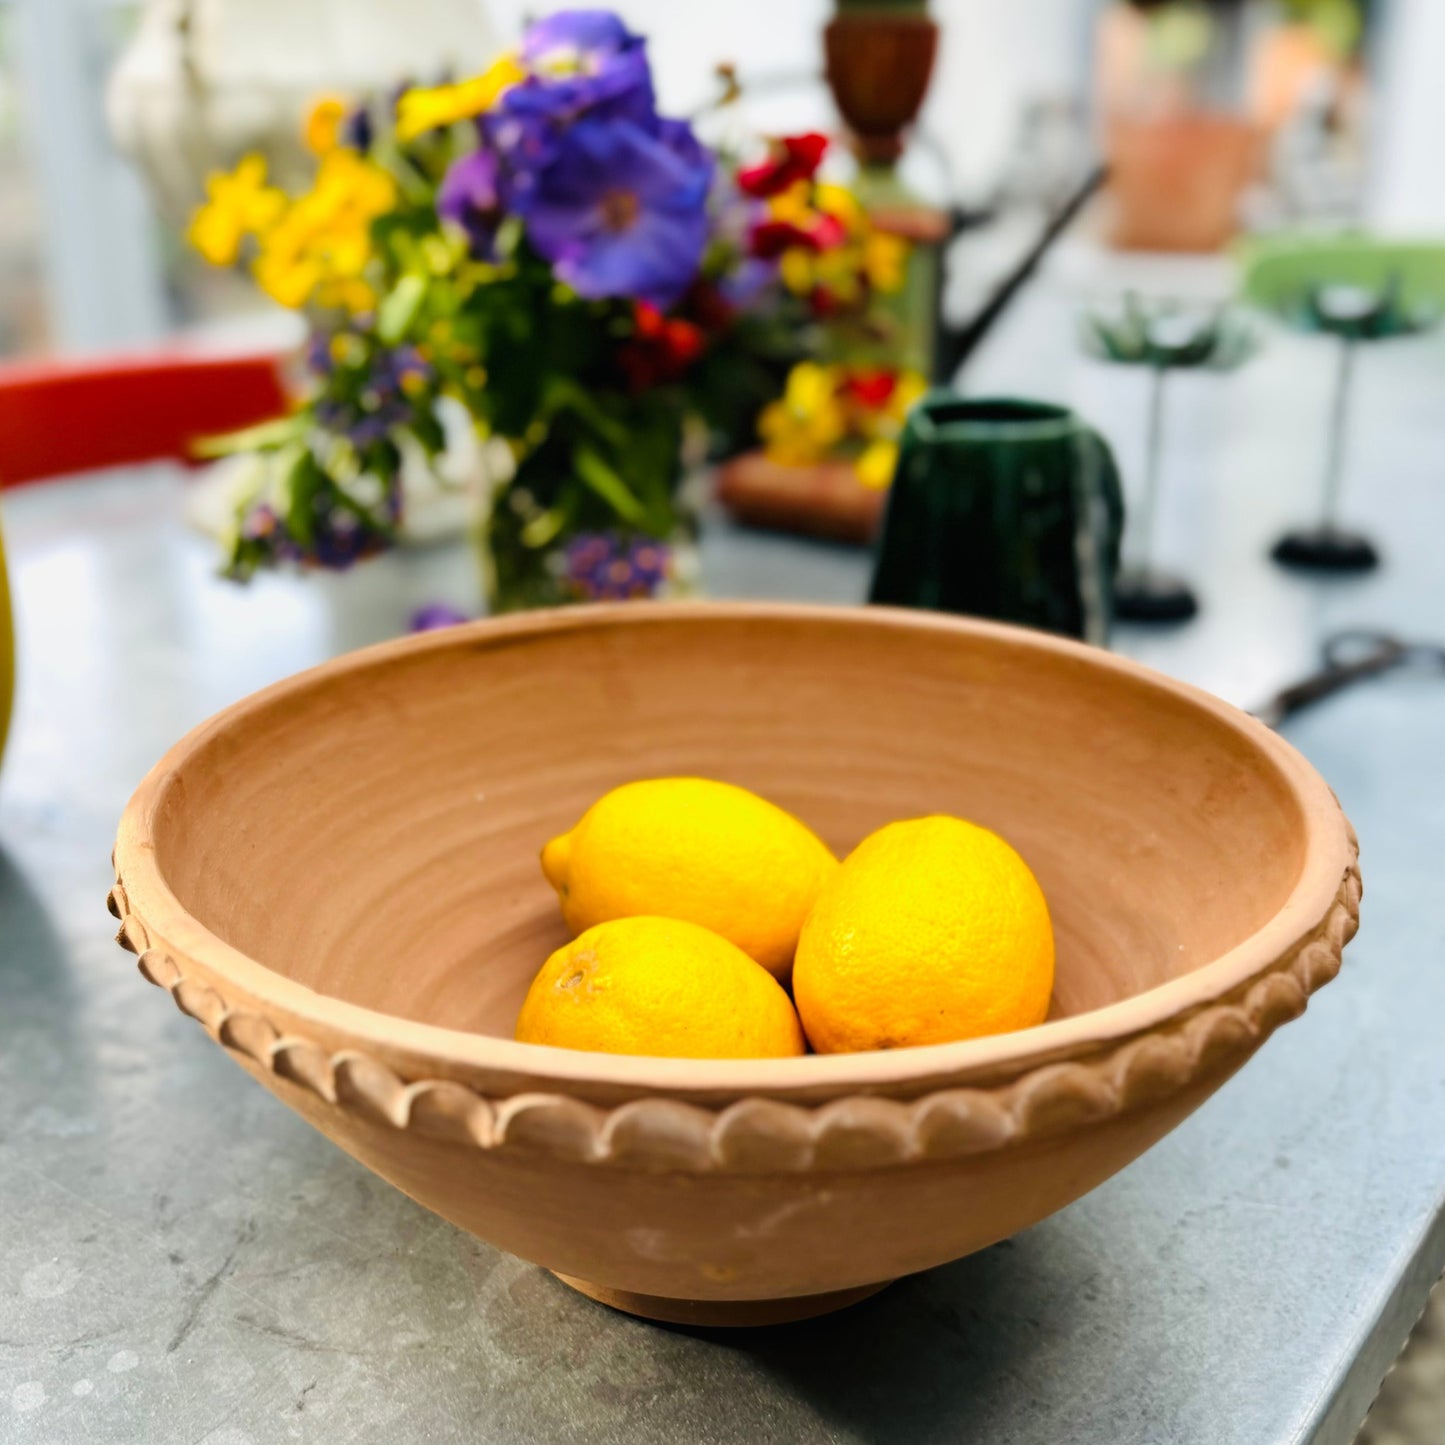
top-left (1271, 528), bottom-right (1380, 573)
top-left (1113, 569), bottom-right (1199, 623)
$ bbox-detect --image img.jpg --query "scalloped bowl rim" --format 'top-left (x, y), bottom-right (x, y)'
top-left (114, 602), bottom-right (1353, 1101)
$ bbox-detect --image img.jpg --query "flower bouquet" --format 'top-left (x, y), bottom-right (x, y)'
top-left (189, 9), bottom-right (874, 609)
top-left (705, 125), bottom-right (929, 545)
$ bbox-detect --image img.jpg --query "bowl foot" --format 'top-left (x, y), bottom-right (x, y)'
top-left (552, 1273), bottom-right (893, 1326)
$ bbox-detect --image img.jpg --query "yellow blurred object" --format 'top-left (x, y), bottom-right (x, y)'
top-left (186, 154), bottom-right (286, 267)
top-left (855, 439), bottom-right (898, 490)
top-left (769, 177), bottom-right (911, 305)
top-left (759, 364), bottom-right (925, 478)
top-left (757, 362), bottom-right (849, 467)
top-left (540, 777), bottom-right (837, 979)
top-left (303, 95), bottom-right (349, 155)
top-left (514, 916), bottom-right (806, 1059)
top-left (794, 815), bottom-right (1055, 1053)
top-left (249, 149), bottom-right (395, 310)
top-left (863, 230), bottom-right (910, 294)
top-left (395, 54), bottom-right (526, 142)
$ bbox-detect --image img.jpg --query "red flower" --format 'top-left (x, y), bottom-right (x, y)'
top-left (681, 280), bottom-right (736, 334)
top-left (736, 132), bottom-right (829, 198)
top-left (840, 369), bottom-right (899, 409)
top-left (748, 211), bottom-right (846, 259)
top-left (618, 301), bottom-right (705, 392)
top-left (809, 285), bottom-right (841, 319)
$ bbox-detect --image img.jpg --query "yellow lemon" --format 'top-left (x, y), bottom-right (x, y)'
top-left (540, 778), bottom-right (837, 979)
top-left (793, 815), bottom-right (1054, 1054)
top-left (514, 916), bottom-right (806, 1059)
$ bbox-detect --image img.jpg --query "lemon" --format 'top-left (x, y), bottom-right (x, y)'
top-left (793, 815), bottom-right (1054, 1053)
top-left (514, 916), bottom-right (806, 1059)
top-left (540, 778), bottom-right (837, 979)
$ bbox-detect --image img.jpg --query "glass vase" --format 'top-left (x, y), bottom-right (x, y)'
top-left (474, 448), bottom-right (702, 615)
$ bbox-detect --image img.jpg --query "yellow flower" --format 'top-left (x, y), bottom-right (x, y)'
top-left (814, 245), bottom-right (868, 305)
top-left (253, 245), bottom-right (322, 309)
top-left (813, 183), bottom-right (864, 233)
top-left (311, 148), bottom-right (397, 217)
top-left (187, 154), bottom-right (286, 266)
top-left (786, 361), bottom-right (844, 414)
top-left (303, 95), bottom-right (349, 155)
top-left (778, 248), bottom-right (816, 296)
top-left (865, 230), bottom-right (910, 294)
top-left (250, 151), bottom-right (395, 311)
top-left (766, 182), bottom-right (814, 228)
top-left (758, 362), bottom-right (848, 466)
top-left (887, 369), bottom-right (927, 423)
top-left (856, 439), bottom-right (898, 490)
top-left (316, 277), bottom-right (377, 313)
top-left (396, 54), bottom-right (526, 142)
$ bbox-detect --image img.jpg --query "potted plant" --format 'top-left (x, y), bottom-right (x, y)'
top-left (1098, 0), bottom-right (1262, 251)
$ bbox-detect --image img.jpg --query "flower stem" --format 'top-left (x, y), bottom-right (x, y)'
top-left (1320, 336), bottom-right (1357, 534)
top-left (1129, 363), bottom-right (1167, 577)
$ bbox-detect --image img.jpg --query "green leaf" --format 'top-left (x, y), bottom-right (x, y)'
top-left (276, 445), bottom-right (318, 548)
top-left (378, 273), bottom-right (428, 345)
top-left (520, 504), bottom-right (570, 549)
top-left (192, 414), bottom-right (305, 458)
top-left (574, 445), bottom-right (648, 526)
top-left (544, 376), bottom-right (631, 449)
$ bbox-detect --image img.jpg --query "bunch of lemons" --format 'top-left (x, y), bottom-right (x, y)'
top-left (515, 778), bottom-right (1055, 1060)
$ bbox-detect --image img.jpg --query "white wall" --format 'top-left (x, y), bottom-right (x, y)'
top-left (14, 0), bottom-right (169, 351)
top-left (923, 0), bottom-right (1095, 198)
top-left (1367, 0), bottom-right (1445, 229)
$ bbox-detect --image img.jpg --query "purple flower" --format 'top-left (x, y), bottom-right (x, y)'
top-left (718, 257), bottom-right (779, 310)
top-left (481, 109), bottom-right (556, 207)
top-left (241, 503), bottom-right (282, 542)
top-left (410, 603), bottom-right (470, 631)
top-left (438, 149), bottom-right (503, 259)
top-left (482, 10), bottom-right (656, 208)
top-left (520, 117), bottom-right (713, 307)
top-left (510, 10), bottom-right (654, 126)
top-left (349, 415), bottom-right (393, 449)
top-left (562, 531), bottom-right (672, 600)
top-left (305, 331), bottom-right (333, 376)
top-left (312, 342), bottom-right (432, 451)
top-left (343, 104), bottom-right (374, 154)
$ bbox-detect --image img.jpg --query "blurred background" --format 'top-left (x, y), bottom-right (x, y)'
top-left (0, 0), bottom-right (1440, 358)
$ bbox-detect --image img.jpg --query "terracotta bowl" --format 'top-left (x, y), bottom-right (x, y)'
top-left (110, 604), bottom-right (1359, 1326)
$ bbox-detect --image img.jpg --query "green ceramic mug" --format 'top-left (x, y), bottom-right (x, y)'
top-left (869, 394), bottom-right (1125, 643)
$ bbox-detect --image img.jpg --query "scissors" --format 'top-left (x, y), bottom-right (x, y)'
top-left (1252, 630), bottom-right (1445, 730)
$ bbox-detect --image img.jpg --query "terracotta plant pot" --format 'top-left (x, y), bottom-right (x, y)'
top-left (111, 605), bottom-right (1359, 1325)
top-left (1105, 113), bottom-right (1261, 252)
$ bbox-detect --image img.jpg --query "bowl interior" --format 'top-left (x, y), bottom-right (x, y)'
top-left (147, 609), bottom-right (1306, 1042)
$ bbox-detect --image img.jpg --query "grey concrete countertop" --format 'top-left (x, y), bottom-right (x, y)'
top-left (3, 274), bottom-right (1444, 1443)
